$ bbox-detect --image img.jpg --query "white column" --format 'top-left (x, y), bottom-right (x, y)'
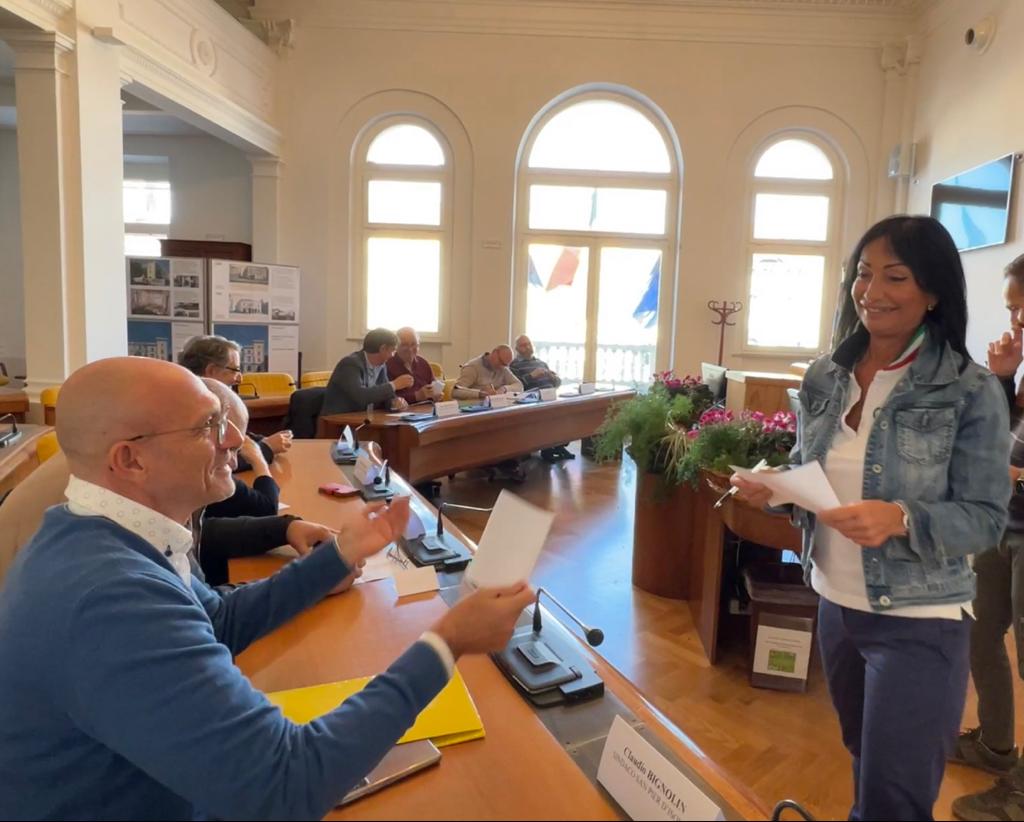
top-left (249, 155), bottom-right (282, 263)
top-left (4, 30), bottom-right (77, 400)
top-left (4, 26), bottom-right (126, 401)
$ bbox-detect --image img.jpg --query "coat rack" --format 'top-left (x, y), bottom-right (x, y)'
top-left (708, 300), bottom-right (743, 366)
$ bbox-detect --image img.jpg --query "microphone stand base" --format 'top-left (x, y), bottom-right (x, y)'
top-left (492, 623), bottom-right (604, 707)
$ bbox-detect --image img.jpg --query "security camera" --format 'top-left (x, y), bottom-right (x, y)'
top-left (964, 17), bottom-right (995, 53)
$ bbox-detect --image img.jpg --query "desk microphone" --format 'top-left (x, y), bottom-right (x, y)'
top-left (435, 501), bottom-right (493, 538)
top-left (532, 587), bottom-right (604, 647)
top-left (0, 413), bottom-right (21, 449)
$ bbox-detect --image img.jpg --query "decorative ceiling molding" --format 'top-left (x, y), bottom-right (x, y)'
top-left (120, 44), bottom-right (280, 155)
top-left (259, 0), bottom-right (925, 48)
top-left (0, 0), bottom-right (72, 32)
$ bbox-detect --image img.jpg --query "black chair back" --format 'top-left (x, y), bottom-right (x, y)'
top-left (286, 387), bottom-right (325, 439)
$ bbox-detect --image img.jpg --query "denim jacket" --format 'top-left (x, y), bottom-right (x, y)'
top-left (793, 327), bottom-right (1010, 610)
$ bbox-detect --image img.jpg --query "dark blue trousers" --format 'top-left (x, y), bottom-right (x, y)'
top-left (818, 598), bottom-right (970, 821)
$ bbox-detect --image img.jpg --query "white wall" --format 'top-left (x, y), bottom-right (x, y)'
top-left (909, 0), bottom-right (1024, 362)
top-left (123, 134), bottom-right (253, 245)
top-left (268, 1), bottom-right (906, 374)
top-left (0, 129), bottom-right (24, 378)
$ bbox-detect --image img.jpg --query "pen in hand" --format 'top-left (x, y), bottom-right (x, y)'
top-left (715, 458), bottom-right (769, 509)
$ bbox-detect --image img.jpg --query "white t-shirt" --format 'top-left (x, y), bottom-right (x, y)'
top-left (810, 362), bottom-right (968, 620)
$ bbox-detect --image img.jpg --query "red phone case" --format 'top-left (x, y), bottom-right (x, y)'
top-left (319, 482), bottom-right (359, 498)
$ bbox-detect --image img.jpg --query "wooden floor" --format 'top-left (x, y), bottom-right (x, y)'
top-left (437, 446), bottom-right (1022, 821)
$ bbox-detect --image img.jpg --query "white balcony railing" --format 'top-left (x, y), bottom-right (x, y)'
top-left (534, 341), bottom-right (655, 388)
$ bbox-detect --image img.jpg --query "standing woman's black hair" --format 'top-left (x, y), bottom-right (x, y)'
top-left (832, 215), bottom-right (971, 362)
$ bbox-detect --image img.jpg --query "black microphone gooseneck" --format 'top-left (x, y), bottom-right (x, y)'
top-left (435, 502), bottom-right (494, 538)
top-left (532, 587), bottom-right (604, 647)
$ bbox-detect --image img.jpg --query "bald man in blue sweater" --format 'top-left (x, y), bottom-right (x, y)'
top-left (0, 358), bottom-right (532, 820)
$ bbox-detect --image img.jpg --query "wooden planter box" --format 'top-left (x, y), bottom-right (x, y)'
top-left (631, 470), bottom-right (696, 600)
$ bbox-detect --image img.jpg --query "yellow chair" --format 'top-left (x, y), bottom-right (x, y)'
top-left (35, 431), bottom-right (60, 464)
top-left (40, 385), bottom-right (61, 426)
top-left (442, 378), bottom-right (458, 402)
top-left (429, 361), bottom-right (444, 380)
top-left (237, 372), bottom-right (295, 399)
top-left (300, 370), bottom-right (331, 389)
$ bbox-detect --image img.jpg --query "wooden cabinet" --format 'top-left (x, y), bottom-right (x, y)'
top-left (725, 369), bottom-right (802, 415)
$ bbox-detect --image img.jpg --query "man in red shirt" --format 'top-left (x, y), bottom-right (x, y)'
top-left (386, 327), bottom-right (439, 405)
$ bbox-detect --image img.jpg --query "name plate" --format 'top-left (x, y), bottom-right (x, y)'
top-left (435, 400), bottom-right (459, 418)
top-left (597, 716), bottom-right (723, 821)
top-left (539, 387), bottom-right (558, 401)
top-left (353, 453), bottom-right (379, 486)
top-left (579, 382), bottom-right (596, 395)
top-left (489, 394), bottom-right (513, 408)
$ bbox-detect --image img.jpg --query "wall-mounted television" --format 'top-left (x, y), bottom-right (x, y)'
top-left (930, 153), bottom-right (1016, 252)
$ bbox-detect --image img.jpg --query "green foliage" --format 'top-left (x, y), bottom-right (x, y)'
top-left (593, 384), bottom-right (701, 479)
top-left (674, 418), bottom-right (795, 487)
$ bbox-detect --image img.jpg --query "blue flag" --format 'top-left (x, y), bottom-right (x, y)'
top-left (633, 259), bottom-right (660, 328)
top-left (528, 257), bottom-right (543, 288)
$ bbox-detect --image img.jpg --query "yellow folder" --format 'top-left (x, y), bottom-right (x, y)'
top-left (267, 668), bottom-right (484, 748)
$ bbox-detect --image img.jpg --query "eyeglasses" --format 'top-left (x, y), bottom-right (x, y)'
top-left (386, 544), bottom-right (410, 569)
top-left (220, 365), bottom-right (243, 374)
top-left (127, 414), bottom-right (231, 446)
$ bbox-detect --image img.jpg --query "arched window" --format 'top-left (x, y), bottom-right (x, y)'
top-left (353, 118), bottom-right (451, 335)
top-left (744, 136), bottom-right (843, 353)
top-left (512, 92), bottom-right (680, 388)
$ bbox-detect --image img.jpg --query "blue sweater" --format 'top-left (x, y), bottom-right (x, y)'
top-left (0, 506), bottom-right (449, 820)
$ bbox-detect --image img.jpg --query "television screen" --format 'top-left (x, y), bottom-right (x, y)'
top-left (931, 154), bottom-right (1016, 252)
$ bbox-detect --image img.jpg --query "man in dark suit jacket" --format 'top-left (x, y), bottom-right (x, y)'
top-left (321, 328), bottom-right (415, 416)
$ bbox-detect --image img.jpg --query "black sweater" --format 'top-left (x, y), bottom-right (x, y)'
top-left (205, 477), bottom-right (280, 519)
top-left (196, 513), bottom-right (296, 586)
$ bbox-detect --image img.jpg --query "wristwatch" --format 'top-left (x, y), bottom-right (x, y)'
top-left (893, 500), bottom-right (911, 535)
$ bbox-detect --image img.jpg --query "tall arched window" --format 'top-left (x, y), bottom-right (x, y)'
top-left (352, 118), bottom-right (452, 336)
top-left (513, 92), bottom-right (680, 387)
top-left (744, 135), bottom-right (843, 353)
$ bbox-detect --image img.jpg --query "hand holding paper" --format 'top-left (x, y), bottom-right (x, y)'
top-left (816, 500), bottom-right (907, 548)
top-left (730, 461), bottom-right (840, 513)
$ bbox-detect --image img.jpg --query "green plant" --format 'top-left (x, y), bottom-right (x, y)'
top-left (674, 410), bottom-right (796, 486)
top-left (593, 374), bottom-right (713, 480)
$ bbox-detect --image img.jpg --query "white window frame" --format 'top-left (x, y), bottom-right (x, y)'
top-left (350, 116), bottom-right (453, 341)
top-left (741, 133), bottom-right (844, 357)
top-left (511, 89), bottom-right (681, 385)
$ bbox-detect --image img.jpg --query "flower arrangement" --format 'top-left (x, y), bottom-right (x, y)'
top-left (592, 372), bottom-right (715, 480)
top-left (674, 409), bottom-right (797, 486)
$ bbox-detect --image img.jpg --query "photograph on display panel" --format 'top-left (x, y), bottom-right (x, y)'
top-left (213, 323), bottom-right (270, 373)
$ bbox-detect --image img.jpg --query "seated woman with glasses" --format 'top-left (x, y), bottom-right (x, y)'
top-left (178, 335), bottom-right (292, 469)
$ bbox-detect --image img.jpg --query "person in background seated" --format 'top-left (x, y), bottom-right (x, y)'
top-left (950, 253), bottom-right (1024, 822)
top-left (202, 379), bottom-right (280, 519)
top-left (179, 335), bottom-right (293, 468)
top-left (511, 334), bottom-right (561, 391)
top-left (511, 334), bottom-right (573, 463)
top-left (453, 345), bottom-right (524, 400)
top-left (0, 357), bottom-right (534, 820)
top-left (731, 216), bottom-right (1010, 821)
top-left (321, 328), bottom-right (414, 416)
top-left (387, 327), bottom-right (441, 405)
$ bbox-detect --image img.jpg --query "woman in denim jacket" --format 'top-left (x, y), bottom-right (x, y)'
top-left (733, 215), bottom-right (1010, 821)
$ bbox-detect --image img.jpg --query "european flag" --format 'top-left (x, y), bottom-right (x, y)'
top-left (528, 257), bottom-right (544, 288)
top-left (633, 259), bottom-right (660, 328)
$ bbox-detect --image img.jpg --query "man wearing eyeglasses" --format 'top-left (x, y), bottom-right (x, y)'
top-left (0, 358), bottom-right (533, 819)
top-left (179, 334), bottom-right (293, 464)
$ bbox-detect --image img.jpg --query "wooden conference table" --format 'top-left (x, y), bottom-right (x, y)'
top-left (0, 424), bottom-right (53, 499)
top-left (317, 390), bottom-right (634, 485)
top-left (231, 441), bottom-right (766, 820)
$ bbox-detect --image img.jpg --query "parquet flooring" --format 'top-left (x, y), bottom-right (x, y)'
top-left (438, 446), bottom-right (1020, 821)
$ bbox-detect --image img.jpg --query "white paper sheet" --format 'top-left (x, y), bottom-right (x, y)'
top-left (729, 460), bottom-right (840, 513)
top-left (465, 490), bottom-right (554, 588)
top-left (392, 565), bottom-right (440, 598)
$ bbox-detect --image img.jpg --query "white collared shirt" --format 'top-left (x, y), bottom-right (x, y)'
top-left (65, 475), bottom-right (195, 585)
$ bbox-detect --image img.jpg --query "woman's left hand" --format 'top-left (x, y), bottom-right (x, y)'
top-left (817, 501), bottom-right (907, 548)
